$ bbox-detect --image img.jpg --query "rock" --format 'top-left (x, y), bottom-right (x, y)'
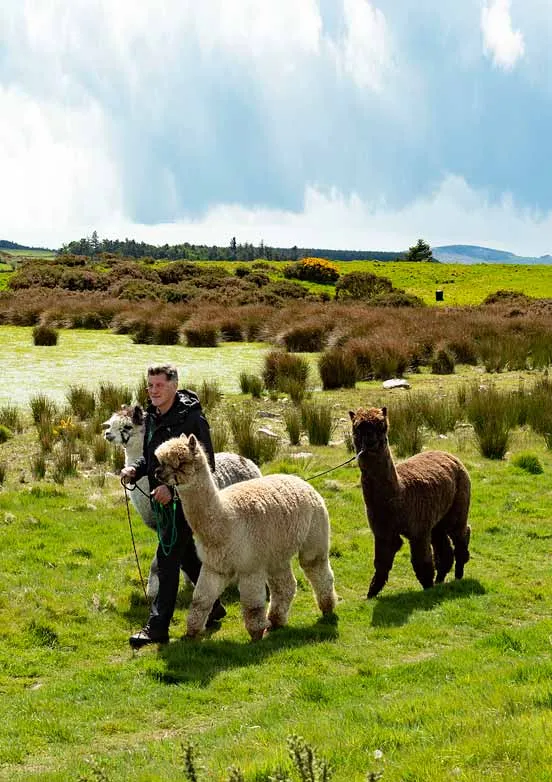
top-left (382, 378), bottom-right (411, 390)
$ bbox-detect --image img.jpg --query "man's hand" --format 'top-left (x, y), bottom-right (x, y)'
top-left (120, 466), bottom-right (137, 484)
top-left (151, 484), bottom-right (172, 505)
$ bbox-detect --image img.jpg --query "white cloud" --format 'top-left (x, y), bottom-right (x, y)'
top-left (326, 0), bottom-right (391, 91)
top-left (481, 0), bottom-right (525, 70)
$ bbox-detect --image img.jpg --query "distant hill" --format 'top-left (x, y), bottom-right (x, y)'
top-left (433, 245), bottom-right (552, 265)
top-left (0, 239), bottom-right (54, 252)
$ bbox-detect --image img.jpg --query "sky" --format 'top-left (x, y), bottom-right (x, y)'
top-left (1, 0), bottom-right (551, 256)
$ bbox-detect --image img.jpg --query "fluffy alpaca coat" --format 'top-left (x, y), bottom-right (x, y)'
top-left (155, 433), bottom-right (337, 640)
top-left (103, 405), bottom-right (262, 598)
top-left (349, 406), bottom-right (471, 598)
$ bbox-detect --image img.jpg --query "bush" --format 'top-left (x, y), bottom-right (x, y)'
top-left (219, 319), bottom-right (243, 342)
top-left (335, 271), bottom-right (394, 301)
top-left (431, 347), bottom-right (456, 375)
top-left (32, 324), bottom-right (58, 346)
top-left (263, 351), bottom-right (310, 393)
top-left (0, 404), bottom-right (23, 433)
top-left (301, 401), bottom-right (334, 446)
top-left (465, 384), bottom-right (513, 459)
top-left (282, 324), bottom-right (328, 352)
top-left (30, 394), bottom-right (58, 425)
top-left (318, 348), bottom-right (357, 390)
top-left (228, 403), bottom-right (279, 465)
top-left (239, 372), bottom-right (264, 398)
top-left (283, 257), bottom-right (340, 284)
top-left (31, 452), bottom-right (47, 480)
top-left (66, 385), bottom-right (96, 419)
top-left (184, 324), bottom-right (219, 347)
top-left (0, 425), bottom-right (13, 444)
top-left (511, 452), bottom-right (544, 474)
top-left (283, 406), bottom-right (302, 446)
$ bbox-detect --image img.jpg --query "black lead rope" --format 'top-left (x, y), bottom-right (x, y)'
top-left (121, 479), bottom-right (148, 603)
top-left (303, 453), bottom-right (359, 482)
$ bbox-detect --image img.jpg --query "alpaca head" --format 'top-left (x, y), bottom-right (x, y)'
top-left (102, 404), bottom-right (145, 447)
top-left (348, 406), bottom-right (389, 459)
top-left (155, 433), bottom-right (205, 486)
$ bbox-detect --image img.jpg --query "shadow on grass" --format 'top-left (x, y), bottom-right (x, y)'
top-left (370, 578), bottom-right (485, 628)
top-left (122, 582), bottom-right (242, 627)
top-left (148, 613), bottom-right (339, 686)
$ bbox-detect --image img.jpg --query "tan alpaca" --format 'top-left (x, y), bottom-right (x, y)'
top-left (349, 406), bottom-right (471, 597)
top-left (103, 404), bottom-right (261, 599)
top-left (154, 433), bottom-right (338, 640)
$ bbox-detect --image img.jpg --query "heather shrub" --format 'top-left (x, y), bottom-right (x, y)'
top-left (370, 289), bottom-right (425, 308)
top-left (335, 271), bottom-right (394, 301)
top-left (430, 347), bottom-right (456, 375)
top-left (218, 318), bottom-right (243, 342)
top-left (184, 323), bottom-right (219, 347)
top-left (32, 324), bottom-right (58, 346)
top-left (153, 319), bottom-right (181, 345)
top-left (282, 324), bottom-right (328, 352)
top-left (262, 351), bottom-right (309, 392)
top-left (318, 348), bottom-right (357, 390)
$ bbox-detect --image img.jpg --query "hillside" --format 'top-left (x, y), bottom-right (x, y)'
top-left (433, 244), bottom-right (552, 265)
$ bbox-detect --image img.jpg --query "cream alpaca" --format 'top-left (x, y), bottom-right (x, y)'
top-left (155, 433), bottom-right (338, 640)
top-left (103, 405), bottom-right (261, 598)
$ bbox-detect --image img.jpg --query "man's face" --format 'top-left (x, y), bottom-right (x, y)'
top-left (147, 374), bottom-right (177, 413)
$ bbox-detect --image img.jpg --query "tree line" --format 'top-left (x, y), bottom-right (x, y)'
top-left (59, 233), bottom-right (435, 263)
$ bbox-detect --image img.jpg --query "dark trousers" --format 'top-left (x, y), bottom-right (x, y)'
top-left (147, 502), bottom-right (221, 634)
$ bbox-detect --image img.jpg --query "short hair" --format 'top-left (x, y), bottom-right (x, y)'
top-left (147, 363), bottom-right (178, 383)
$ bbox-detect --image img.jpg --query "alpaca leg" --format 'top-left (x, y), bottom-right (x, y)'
top-left (266, 564), bottom-right (297, 629)
top-left (409, 535), bottom-right (435, 590)
top-left (451, 524), bottom-right (471, 579)
top-left (298, 552), bottom-right (337, 615)
top-left (368, 534), bottom-right (402, 598)
top-left (431, 528), bottom-right (454, 583)
top-left (238, 573), bottom-right (270, 641)
top-left (186, 567), bottom-right (228, 637)
top-left (147, 554), bottom-right (160, 601)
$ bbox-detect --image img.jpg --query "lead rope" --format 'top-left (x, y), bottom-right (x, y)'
top-left (121, 479), bottom-right (148, 602)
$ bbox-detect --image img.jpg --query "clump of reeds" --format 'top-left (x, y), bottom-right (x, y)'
top-left (301, 401), bottom-right (334, 446)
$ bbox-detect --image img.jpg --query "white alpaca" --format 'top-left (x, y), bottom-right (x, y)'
top-left (102, 405), bottom-right (262, 598)
top-left (155, 433), bottom-right (338, 641)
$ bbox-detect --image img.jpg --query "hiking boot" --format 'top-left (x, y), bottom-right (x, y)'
top-left (129, 626), bottom-right (169, 649)
top-left (205, 602), bottom-right (227, 628)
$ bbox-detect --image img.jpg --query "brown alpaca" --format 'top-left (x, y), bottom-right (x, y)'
top-left (349, 406), bottom-right (471, 597)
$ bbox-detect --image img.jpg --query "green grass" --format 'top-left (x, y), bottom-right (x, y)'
top-left (1, 363), bottom-right (552, 779)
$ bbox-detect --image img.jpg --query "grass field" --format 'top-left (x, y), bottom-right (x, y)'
top-left (1, 327), bottom-right (552, 780)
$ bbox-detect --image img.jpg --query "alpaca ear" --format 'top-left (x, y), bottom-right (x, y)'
top-left (381, 406), bottom-right (388, 419)
top-left (132, 405), bottom-right (144, 425)
top-left (188, 433), bottom-right (198, 451)
top-left (348, 410), bottom-right (356, 421)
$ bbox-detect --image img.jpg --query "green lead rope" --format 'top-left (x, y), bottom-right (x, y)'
top-left (150, 497), bottom-right (178, 555)
top-left (147, 415), bottom-right (178, 555)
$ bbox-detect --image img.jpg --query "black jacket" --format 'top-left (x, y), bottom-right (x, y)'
top-left (132, 389), bottom-right (215, 489)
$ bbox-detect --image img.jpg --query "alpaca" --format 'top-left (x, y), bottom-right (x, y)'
top-left (154, 433), bottom-right (338, 640)
top-left (102, 405), bottom-right (262, 598)
top-left (349, 406), bottom-right (471, 597)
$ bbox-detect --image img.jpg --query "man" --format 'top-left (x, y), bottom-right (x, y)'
top-left (121, 363), bottom-right (226, 648)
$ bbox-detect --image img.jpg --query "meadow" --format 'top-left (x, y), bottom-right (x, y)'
top-left (0, 322), bottom-right (552, 781)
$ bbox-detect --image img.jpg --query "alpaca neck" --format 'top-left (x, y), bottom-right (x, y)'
top-left (360, 441), bottom-right (401, 496)
top-left (123, 433), bottom-right (144, 467)
top-left (175, 458), bottom-right (226, 544)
